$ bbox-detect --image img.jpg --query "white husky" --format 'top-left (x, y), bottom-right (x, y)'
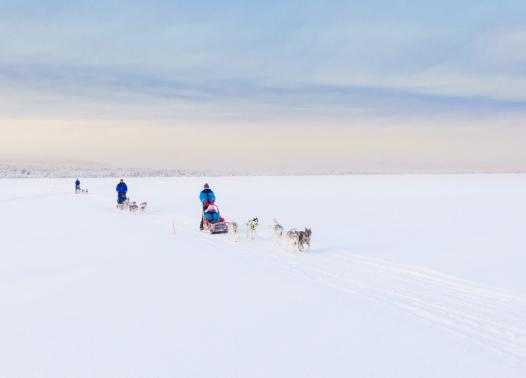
top-left (227, 222), bottom-right (240, 242)
top-left (272, 218), bottom-right (284, 244)
top-left (286, 229), bottom-right (299, 249)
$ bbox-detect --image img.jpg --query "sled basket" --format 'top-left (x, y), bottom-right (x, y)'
top-left (202, 204), bottom-right (228, 234)
top-left (207, 222), bottom-right (228, 234)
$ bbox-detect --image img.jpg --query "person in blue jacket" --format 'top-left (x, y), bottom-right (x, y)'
top-left (203, 204), bottom-right (224, 225)
top-left (199, 183), bottom-right (216, 230)
top-left (75, 178), bottom-right (80, 192)
top-left (116, 178), bottom-right (128, 204)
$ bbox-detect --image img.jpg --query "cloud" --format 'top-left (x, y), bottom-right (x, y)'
top-left (1, 1), bottom-right (525, 171)
top-left (1, 1), bottom-right (525, 100)
top-left (2, 61), bottom-right (526, 125)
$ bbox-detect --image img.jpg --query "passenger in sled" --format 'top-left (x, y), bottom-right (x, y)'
top-left (203, 204), bottom-right (225, 225)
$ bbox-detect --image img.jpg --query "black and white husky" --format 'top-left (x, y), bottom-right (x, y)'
top-left (246, 218), bottom-right (259, 240)
top-left (139, 202), bottom-right (147, 212)
top-left (129, 201), bottom-right (139, 212)
top-left (298, 228), bottom-right (312, 251)
top-left (227, 221), bottom-right (240, 242)
top-left (286, 228), bottom-right (312, 252)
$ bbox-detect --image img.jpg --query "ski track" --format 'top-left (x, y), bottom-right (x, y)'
top-left (299, 254), bottom-right (526, 360)
top-left (61, 193), bottom-right (526, 362)
top-left (174, 216), bottom-right (526, 361)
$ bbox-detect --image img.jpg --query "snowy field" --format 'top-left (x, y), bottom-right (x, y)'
top-left (1, 175), bottom-right (526, 377)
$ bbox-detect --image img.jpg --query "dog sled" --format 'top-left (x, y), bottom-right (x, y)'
top-left (116, 194), bottom-right (129, 209)
top-left (202, 204), bottom-right (228, 234)
top-left (75, 188), bottom-right (88, 194)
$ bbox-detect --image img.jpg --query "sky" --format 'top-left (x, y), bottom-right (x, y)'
top-left (0, 0), bottom-right (525, 172)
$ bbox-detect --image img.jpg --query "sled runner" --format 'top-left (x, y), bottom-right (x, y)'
top-left (202, 204), bottom-right (228, 234)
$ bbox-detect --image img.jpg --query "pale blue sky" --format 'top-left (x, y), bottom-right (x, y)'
top-left (0, 1), bottom-right (525, 170)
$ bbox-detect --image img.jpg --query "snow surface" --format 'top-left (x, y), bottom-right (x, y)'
top-left (1, 175), bottom-right (526, 377)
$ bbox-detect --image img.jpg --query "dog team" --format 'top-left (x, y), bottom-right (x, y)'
top-left (225, 217), bottom-right (311, 252)
top-left (75, 178), bottom-right (148, 213)
top-left (76, 178), bottom-right (311, 251)
top-left (199, 183), bottom-right (311, 251)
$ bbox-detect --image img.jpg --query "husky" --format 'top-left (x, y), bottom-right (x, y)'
top-left (139, 202), bottom-right (147, 212)
top-left (246, 217), bottom-right (259, 240)
top-left (286, 227), bottom-right (312, 252)
top-left (297, 228), bottom-right (312, 252)
top-left (227, 221), bottom-right (240, 242)
top-left (129, 201), bottom-right (139, 212)
top-left (286, 229), bottom-right (299, 249)
top-left (272, 218), bottom-right (284, 244)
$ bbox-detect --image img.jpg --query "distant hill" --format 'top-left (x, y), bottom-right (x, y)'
top-left (0, 156), bottom-right (204, 178)
top-left (0, 155), bottom-right (523, 177)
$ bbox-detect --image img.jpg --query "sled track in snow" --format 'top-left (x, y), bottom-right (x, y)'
top-left (197, 230), bottom-right (526, 360)
top-left (95, 199), bottom-right (526, 362)
top-left (281, 251), bottom-right (526, 360)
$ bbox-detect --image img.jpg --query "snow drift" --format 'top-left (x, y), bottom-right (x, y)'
top-left (1, 175), bottom-right (525, 377)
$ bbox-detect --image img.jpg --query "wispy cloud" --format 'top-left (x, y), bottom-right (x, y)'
top-left (1, 62), bottom-right (525, 125)
top-left (1, 1), bottom-right (525, 100)
top-left (0, 1), bottom-right (525, 170)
